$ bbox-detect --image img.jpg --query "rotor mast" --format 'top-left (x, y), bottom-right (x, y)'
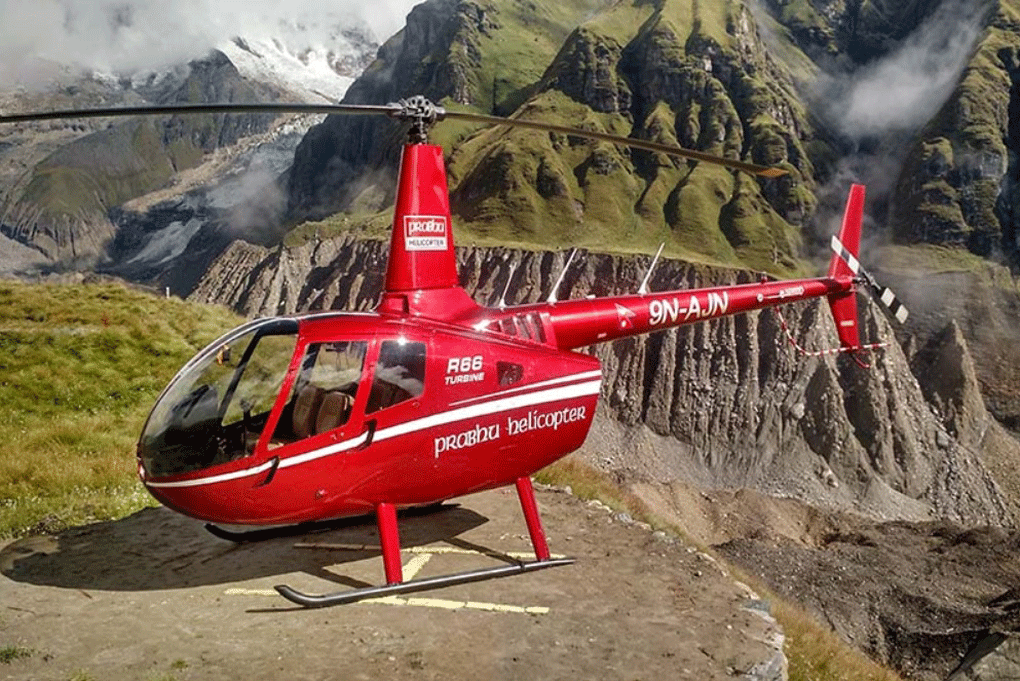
top-left (393, 95), bottom-right (442, 145)
top-left (376, 97), bottom-right (481, 319)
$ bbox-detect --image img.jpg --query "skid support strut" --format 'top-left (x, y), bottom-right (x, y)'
top-left (516, 476), bottom-right (551, 560)
top-left (274, 477), bottom-right (573, 608)
top-left (377, 502), bottom-right (403, 585)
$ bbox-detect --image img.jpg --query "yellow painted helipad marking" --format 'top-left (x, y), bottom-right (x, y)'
top-left (223, 587), bottom-right (550, 614)
top-left (226, 545), bottom-right (554, 613)
top-left (401, 553), bottom-right (432, 580)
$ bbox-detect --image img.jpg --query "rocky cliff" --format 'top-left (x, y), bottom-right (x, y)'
top-left (285, 0), bottom-right (617, 224)
top-left (286, 0), bottom-right (820, 272)
top-left (190, 235), bottom-right (1020, 528)
top-left (889, 1), bottom-right (1017, 258)
top-left (280, 0), bottom-right (1019, 271)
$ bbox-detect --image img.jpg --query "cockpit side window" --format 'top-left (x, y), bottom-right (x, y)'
top-left (367, 340), bottom-right (426, 413)
top-left (276, 341), bottom-right (367, 443)
top-left (222, 334), bottom-right (296, 430)
top-left (137, 319), bottom-right (298, 478)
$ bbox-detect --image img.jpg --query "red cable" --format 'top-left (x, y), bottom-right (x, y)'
top-left (773, 306), bottom-right (888, 358)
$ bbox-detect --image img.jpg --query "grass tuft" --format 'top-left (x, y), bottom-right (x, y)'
top-left (536, 455), bottom-right (664, 526)
top-left (0, 646), bottom-right (33, 664)
top-left (0, 280), bottom-right (242, 538)
top-left (774, 597), bottom-right (904, 681)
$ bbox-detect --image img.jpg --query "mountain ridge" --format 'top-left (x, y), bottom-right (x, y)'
top-left (0, 23), bottom-right (381, 268)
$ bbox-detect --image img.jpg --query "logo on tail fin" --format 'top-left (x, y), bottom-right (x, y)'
top-left (404, 215), bottom-right (448, 251)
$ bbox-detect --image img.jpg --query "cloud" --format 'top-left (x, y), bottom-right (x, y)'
top-left (787, 0), bottom-right (996, 271)
top-left (817, 0), bottom-right (993, 141)
top-left (0, 0), bottom-right (422, 88)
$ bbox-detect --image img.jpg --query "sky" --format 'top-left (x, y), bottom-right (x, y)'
top-left (0, 0), bottom-right (423, 88)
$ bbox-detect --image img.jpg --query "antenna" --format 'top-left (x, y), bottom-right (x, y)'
top-left (546, 249), bottom-right (577, 304)
top-left (638, 243), bottom-right (665, 295)
top-left (498, 263), bottom-right (517, 308)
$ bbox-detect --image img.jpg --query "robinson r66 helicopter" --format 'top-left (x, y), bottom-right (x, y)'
top-left (1, 96), bottom-right (906, 607)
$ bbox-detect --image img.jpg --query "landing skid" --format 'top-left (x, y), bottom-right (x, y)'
top-left (274, 477), bottom-right (568, 608)
top-left (204, 503), bottom-right (454, 543)
top-left (275, 557), bottom-right (574, 608)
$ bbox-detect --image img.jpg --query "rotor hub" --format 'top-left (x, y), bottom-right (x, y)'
top-left (390, 96), bottom-right (446, 144)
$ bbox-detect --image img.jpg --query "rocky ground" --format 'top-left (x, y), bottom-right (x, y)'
top-left (0, 486), bottom-right (785, 681)
top-left (623, 475), bottom-right (1020, 681)
top-left (0, 233), bottom-right (48, 276)
top-left (718, 519), bottom-right (1020, 681)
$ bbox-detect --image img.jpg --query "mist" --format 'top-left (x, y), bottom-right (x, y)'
top-left (0, 0), bottom-right (422, 89)
top-left (817, 0), bottom-right (993, 142)
top-left (801, 0), bottom-right (995, 255)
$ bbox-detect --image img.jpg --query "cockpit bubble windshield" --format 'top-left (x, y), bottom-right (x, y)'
top-left (138, 319), bottom-right (298, 478)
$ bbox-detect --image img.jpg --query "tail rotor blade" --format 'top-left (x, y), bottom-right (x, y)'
top-left (875, 282), bottom-right (909, 324)
top-left (829, 236), bottom-right (909, 325)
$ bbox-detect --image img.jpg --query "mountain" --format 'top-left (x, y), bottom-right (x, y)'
top-left (285, 0), bottom-right (1018, 262)
top-left (201, 3), bottom-right (1020, 674)
top-left (286, 0), bottom-right (819, 274)
top-left (190, 235), bottom-right (1019, 522)
top-left (5, 1), bottom-right (1020, 675)
top-left (185, 234), bottom-right (1020, 678)
top-left (0, 25), bottom-right (379, 272)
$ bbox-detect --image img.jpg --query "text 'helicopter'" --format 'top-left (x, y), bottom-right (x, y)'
top-left (0, 96), bottom-right (907, 607)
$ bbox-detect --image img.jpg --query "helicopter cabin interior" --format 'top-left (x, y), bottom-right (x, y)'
top-left (137, 319), bottom-right (428, 479)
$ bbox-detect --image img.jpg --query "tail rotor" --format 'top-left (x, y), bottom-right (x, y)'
top-left (781, 184), bottom-right (910, 367)
top-left (828, 230), bottom-right (909, 327)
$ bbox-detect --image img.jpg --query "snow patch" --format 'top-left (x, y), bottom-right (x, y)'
top-left (219, 36), bottom-right (361, 102)
top-left (127, 219), bottom-right (204, 266)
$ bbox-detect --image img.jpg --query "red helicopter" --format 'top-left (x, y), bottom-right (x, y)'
top-left (1, 97), bottom-right (906, 607)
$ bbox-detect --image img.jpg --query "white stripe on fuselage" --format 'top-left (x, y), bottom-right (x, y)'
top-left (145, 372), bottom-right (603, 489)
top-left (449, 370), bottom-right (602, 407)
top-left (144, 459), bottom-right (278, 488)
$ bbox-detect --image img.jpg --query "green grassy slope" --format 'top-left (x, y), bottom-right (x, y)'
top-left (891, 1), bottom-right (1020, 253)
top-left (439, 0), bottom-right (811, 273)
top-left (0, 281), bottom-right (242, 538)
top-left (289, 0), bottom-right (817, 276)
top-left (21, 119), bottom-right (190, 221)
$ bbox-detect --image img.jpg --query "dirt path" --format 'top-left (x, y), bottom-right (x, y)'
top-left (0, 486), bottom-right (784, 681)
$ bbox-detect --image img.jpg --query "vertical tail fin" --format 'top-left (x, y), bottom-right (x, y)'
top-left (385, 143), bottom-right (460, 293)
top-left (377, 142), bottom-right (482, 321)
top-left (826, 184), bottom-right (865, 363)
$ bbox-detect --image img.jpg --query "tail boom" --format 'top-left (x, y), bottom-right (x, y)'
top-left (460, 184), bottom-right (882, 363)
top-left (505, 185), bottom-right (871, 353)
top-left (525, 275), bottom-right (853, 351)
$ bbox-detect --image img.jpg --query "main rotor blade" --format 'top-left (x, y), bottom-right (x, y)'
top-left (443, 110), bottom-right (788, 178)
top-left (0, 102), bottom-right (402, 124)
top-left (0, 96), bottom-right (787, 177)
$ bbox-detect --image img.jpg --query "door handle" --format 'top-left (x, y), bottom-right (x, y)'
top-left (358, 419), bottom-right (377, 450)
top-left (255, 456), bottom-right (280, 487)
